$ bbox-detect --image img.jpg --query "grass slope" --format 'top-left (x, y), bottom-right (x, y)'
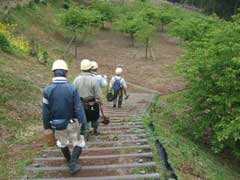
top-left (0, 0), bottom-right (239, 179)
top-left (0, 1), bottom-right (75, 179)
top-left (144, 93), bottom-right (240, 180)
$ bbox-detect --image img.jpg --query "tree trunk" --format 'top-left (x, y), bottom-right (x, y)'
top-left (160, 23), bottom-right (164, 32)
top-left (74, 35), bottom-right (78, 61)
top-left (234, 0), bottom-right (239, 14)
top-left (130, 33), bottom-right (134, 47)
top-left (75, 44), bottom-right (78, 61)
top-left (145, 38), bottom-right (149, 60)
top-left (101, 20), bottom-right (105, 29)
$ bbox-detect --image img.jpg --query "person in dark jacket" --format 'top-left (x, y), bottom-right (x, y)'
top-left (42, 59), bottom-right (88, 175)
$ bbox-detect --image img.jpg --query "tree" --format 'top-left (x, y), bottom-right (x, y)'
top-left (90, 1), bottom-right (115, 28)
top-left (136, 23), bottom-right (155, 59)
top-left (170, 12), bottom-right (240, 154)
top-left (116, 13), bottom-right (144, 46)
top-left (62, 7), bottom-right (102, 59)
top-left (158, 9), bottom-right (173, 32)
top-left (167, 0), bottom-right (240, 18)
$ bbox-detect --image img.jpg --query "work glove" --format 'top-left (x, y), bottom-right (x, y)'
top-left (44, 129), bottom-right (56, 147)
top-left (81, 128), bottom-right (89, 141)
top-left (81, 122), bottom-right (89, 141)
top-left (102, 116), bottom-right (110, 125)
top-left (125, 95), bottom-right (129, 100)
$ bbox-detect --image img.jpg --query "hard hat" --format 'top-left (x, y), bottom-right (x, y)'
top-left (80, 59), bottom-right (92, 70)
top-left (51, 59), bottom-right (69, 71)
top-left (115, 67), bottom-right (123, 75)
top-left (91, 61), bottom-right (98, 70)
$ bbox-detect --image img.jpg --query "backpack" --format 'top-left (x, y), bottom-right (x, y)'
top-left (112, 77), bottom-right (122, 92)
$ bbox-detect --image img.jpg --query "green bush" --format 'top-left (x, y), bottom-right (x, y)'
top-left (0, 33), bottom-right (11, 52)
top-left (168, 10), bottom-right (240, 155)
top-left (62, 7), bottom-right (102, 41)
top-left (90, 1), bottom-right (115, 28)
top-left (40, 0), bottom-right (48, 5)
top-left (116, 12), bottom-right (145, 46)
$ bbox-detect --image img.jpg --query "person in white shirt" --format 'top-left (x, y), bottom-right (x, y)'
top-left (91, 61), bottom-right (108, 88)
top-left (109, 67), bottom-right (129, 108)
top-left (90, 60), bottom-right (110, 125)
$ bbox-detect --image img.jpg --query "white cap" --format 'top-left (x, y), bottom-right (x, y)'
top-left (115, 67), bottom-right (123, 75)
top-left (91, 61), bottom-right (98, 70)
top-left (51, 59), bottom-right (69, 71)
top-left (80, 59), bottom-right (92, 70)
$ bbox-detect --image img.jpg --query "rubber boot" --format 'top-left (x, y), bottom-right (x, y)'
top-left (69, 146), bottom-right (82, 175)
top-left (93, 128), bottom-right (100, 136)
top-left (118, 95), bottom-right (123, 108)
top-left (61, 147), bottom-right (71, 164)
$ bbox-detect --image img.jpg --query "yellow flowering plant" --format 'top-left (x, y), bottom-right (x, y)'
top-left (0, 23), bottom-right (30, 53)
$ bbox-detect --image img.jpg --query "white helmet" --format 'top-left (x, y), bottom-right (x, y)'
top-left (115, 67), bottom-right (123, 75)
top-left (51, 59), bottom-right (69, 71)
top-left (91, 61), bottom-right (98, 70)
top-left (80, 59), bottom-right (92, 70)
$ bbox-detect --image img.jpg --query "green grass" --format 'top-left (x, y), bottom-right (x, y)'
top-left (0, 1), bottom-right (74, 179)
top-left (143, 93), bottom-right (240, 180)
top-left (0, 56), bottom-right (43, 179)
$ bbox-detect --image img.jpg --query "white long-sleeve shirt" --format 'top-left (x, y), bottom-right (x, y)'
top-left (92, 72), bottom-right (108, 88)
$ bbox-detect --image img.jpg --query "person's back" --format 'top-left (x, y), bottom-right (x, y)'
top-left (91, 60), bottom-right (108, 88)
top-left (109, 68), bottom-right (128, 108)
top-left (73, 59), bottom-right (102, 135)
top-left (43, 78), bottom-right (77, 121)
top-left (42, 60), bottom-right (87, 175)
top-left (73, 72), bottom-right (99, 100)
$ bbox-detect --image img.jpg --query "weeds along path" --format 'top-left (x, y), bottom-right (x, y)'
top-left (0, 0), bottom-right (30, 8)
top-left (26, 93), bottom-right (162, 179)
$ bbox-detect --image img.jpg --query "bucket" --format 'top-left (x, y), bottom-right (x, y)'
top-left (44, 129), bottom-right (56, 147)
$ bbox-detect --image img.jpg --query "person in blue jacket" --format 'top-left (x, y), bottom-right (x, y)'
top-left (42, 59), bottom-right (88, 175)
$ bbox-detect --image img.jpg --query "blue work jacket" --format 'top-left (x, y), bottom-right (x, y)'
top-left (42, 77), bottom-right (87, 130)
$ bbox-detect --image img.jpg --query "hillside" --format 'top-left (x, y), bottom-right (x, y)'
top-left (0, 1), bottom-right (182, 179)
top-left (0, 0), bottom-right (240, 179)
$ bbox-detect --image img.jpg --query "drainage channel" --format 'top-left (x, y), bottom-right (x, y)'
top-left (146, 101), bottom-right (178, 180)
top-left (24, 93), bottom-right (161, 180)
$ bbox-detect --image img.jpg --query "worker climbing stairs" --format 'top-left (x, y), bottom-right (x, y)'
top-left (25, 93), bottom-right (161, 180)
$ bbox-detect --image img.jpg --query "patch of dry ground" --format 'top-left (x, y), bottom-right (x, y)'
top-left (75, 29), bottom-right (185, 95)
top-left (0, 0), bottom-right (30, 8)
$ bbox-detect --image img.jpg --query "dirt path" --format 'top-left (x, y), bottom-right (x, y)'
top-left (74, 29), bottom-right (185, 95)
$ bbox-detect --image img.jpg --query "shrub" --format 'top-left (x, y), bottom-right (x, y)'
top-left (173, 13), bottom-right (240, 155)
top-left (90, 1), bottom-right (115, 28)
top-left (0, 33), bottom-right (11, 52)
top-left (0, 23), bottom-right (30, 53)
top-left (62, 7), bottom-right (102, 41)
top-left (116, 12), bottom-right (145, 46)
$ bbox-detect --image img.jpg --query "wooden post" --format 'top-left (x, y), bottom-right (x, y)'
top-left (151, 47), bottom-right (155, 64)
top-left (62, 36), bottom-right (75, 59)
top-left (130, 33), bottom-right (134, 47)
top-left (75, 44), bottom-right (78, 61)
top-left (145, 38), bottom-right (149, 60)
top-left (74, 35), bottom-right (78, 61)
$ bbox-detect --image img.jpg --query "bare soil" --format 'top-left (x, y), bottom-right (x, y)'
top-left (74, 29), bottom-right (185, 95)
